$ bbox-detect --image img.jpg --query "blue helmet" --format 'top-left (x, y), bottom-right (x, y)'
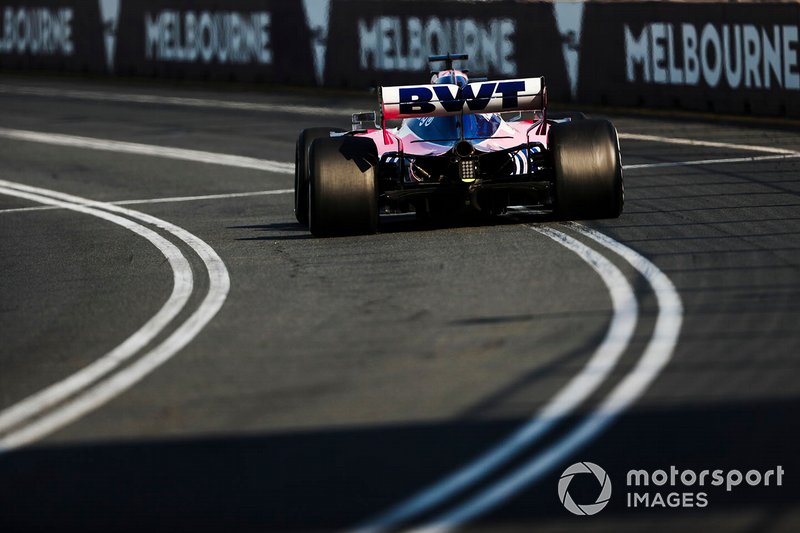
top-left (432, 70), bottom-right (469, 88)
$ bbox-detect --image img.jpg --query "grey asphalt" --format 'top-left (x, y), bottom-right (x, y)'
top-left (0, 76), bottom-right (798, 533)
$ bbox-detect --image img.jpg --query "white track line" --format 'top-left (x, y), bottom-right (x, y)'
top-left (0, 84), bottom-right (357, 117)
top-left (619, 131), bottom-right (800, 170)
top-left (0, 127), bottom-right (293, 174)
top-left (0, 185), bottom-right (194, 438)
top-left (353, 227), bottom-right (639, 533)
top-left (619, 132), bottom-right (800, 156)
top-left (116, 188), bottom-right (294, 205)
top-left (0, 189), bottom-right (295, 215)
top-left (0, 205), bottom-right (55, 214)
top-left (407, 223), bottom-right (683, 532)
top-left (624, 153), bottom-right (800, 170)
top-left (0, 179), bottom-right (230, 449)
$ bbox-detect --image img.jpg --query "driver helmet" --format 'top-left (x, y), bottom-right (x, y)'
top-left (431, 70), bottom-right (469, 87)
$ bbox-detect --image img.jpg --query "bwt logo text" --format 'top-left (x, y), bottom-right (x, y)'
top-left (399, 81), bottom-right (526, 114)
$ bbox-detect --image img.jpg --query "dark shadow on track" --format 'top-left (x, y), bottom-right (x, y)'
top-left (229, 223), bottom-right (310, 232)
top-left (231, 211), bottom-right (565, 242)
top-left (1, 397), bottom-right (797, 533)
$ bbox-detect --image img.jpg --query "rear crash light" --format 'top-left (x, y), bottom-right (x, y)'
top-left (460, 159), bottom-right (478, 183)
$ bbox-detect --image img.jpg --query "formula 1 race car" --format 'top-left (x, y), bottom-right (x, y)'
top-left (294, 53), bottom-right (623, 236)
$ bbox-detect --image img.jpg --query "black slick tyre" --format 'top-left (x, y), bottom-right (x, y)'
top-left (294, 127), bottom-right (345, 225)
top-left (550, 119), bottom-right (624, 219)
top-left (308, 136), bottom-right (378, 237)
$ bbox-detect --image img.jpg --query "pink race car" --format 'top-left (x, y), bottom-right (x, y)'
top-left (294, 53), bottom-right (623, 237)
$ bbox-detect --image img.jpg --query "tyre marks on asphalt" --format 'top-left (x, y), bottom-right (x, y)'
top-left (0, 179), bottom-right (230, 450)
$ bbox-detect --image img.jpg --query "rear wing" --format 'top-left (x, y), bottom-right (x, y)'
top-left (380, 77), bottom-right (545, 121)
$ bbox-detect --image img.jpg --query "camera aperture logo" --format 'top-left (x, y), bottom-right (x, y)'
top-left (559, 462), bottom-right (785, 515)
top-left (558, 462), bottom-right (612, 516)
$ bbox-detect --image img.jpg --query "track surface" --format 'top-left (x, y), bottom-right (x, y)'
top-left (0, 76), bottom-right (798, 532)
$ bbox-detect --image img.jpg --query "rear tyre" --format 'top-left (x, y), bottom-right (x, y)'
top-left (550, 119), bottom-right (623, 219)
top-left (295, 127), bottom-right (345, 225)
top-left (308, 136), bottom-right (378, 237)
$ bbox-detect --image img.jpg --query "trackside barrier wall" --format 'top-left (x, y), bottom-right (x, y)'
top-left (580, 2), bottom-right (800, 117)
top-left (1, 1), bottom-right (799, 118)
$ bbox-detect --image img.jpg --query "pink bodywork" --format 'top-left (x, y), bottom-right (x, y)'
top-left (355, 119), bottom-right (550, 158)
